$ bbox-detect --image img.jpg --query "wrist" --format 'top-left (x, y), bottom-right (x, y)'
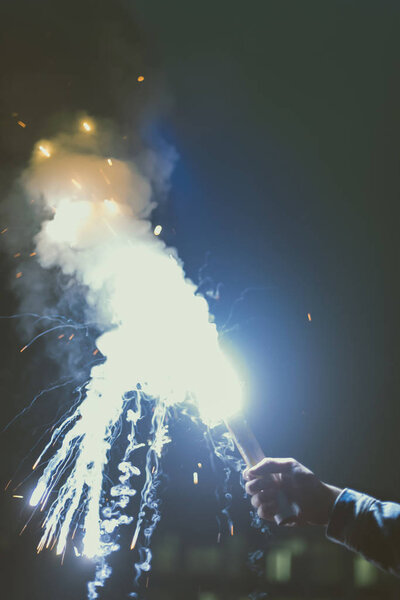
top-left (322, 483), bottom-right (342, 525)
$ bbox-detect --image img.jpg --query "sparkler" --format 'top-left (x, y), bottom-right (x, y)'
top-left (8, 117), bottom-right (292, 598)
top-left (9, 119), bottom-right (253, 598)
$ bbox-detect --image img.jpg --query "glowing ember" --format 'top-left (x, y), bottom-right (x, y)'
top-left (107, 158), bottom-right (113, 166)
top-left (17, 120), bottom-right (27, 128)
top-left (193, 472), bottom-right (199, 485)
top-left (16, 272), bottom-right (22, 279)
top-left (307, 312), bottom-right (312, 322)
top-left (39, 145), bottom-right (51, 158)
top-left (82, 121), bottom-right (92, 132)
top-left (137, 75), bottom-right (144, 82)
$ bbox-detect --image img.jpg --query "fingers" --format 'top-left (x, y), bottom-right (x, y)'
top-left (250, 489), bottom-right (276, 508)
top-left (245, 476), bottom-right (278, 495)
top-left (244, 457), bottom-right (295, 481)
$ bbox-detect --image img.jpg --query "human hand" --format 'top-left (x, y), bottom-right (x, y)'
top-left (244, 458), bottom-right (342, 526)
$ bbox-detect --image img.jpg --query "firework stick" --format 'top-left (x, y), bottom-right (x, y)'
top-left (225, 415), bottom-right (299, 526)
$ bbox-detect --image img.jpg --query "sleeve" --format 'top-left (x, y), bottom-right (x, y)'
top-left (326, 488), bottom-right (400, 577)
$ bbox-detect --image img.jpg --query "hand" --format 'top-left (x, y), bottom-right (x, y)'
top-left (244, 457), bottom-right (342, 526)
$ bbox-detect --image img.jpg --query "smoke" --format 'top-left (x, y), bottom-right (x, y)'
top-left (0, 3), bottom-right (246, 597)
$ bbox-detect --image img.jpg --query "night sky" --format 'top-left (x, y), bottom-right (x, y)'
top-left (1, 1), bottom-right (400, 599)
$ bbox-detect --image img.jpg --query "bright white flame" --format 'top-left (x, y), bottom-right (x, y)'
top-left (153, 225), bottom-right (162, 236)
top-left (82, 121), bottom-right (92, 132)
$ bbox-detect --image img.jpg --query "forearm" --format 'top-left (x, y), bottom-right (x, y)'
top-left (327, 488), bottom-right (400, 576)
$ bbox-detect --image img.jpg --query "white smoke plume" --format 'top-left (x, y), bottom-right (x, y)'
top-left (8, 118), bottom-right (243, 598)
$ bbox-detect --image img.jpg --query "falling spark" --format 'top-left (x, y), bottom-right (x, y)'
top-left (307, 313), bottom-right (312, 322)
top-left (230, 524), bottom-right (234, 536)
top-left (107, 159), bottom-right (113, 166)
top-left (68, 334), bottom-right (74, 341)
top-left (82, 121), bottom-right (91, 132)
top-left (30, 252), bottom-right (37, 257)
top-left (93, 349), bottom-right (99, 356)
top-left (13, 495), bottom-right (24, 499)
top-left (1, 227), bottom-right (8, 234)
top-left (39, 145), bottom-right (51, 158)
top-left (153, 225), bottom-right (162, 236)
top-left (71, 179), bottom-right (82, 190)
top-left (137, 75), bottom-right (144, 82)
top-left (5, 480), bottom-right (12, 491)
top-left (20, 345), bottom-right (28, 353)
top-left (16, 272), bottom-right (23, 279)
top-left (58, 334), bottom-right (65, 339)
top-left (197, 462), bottom-right (202, 469)
top-left (193, 472), bottom-right (199, 485)
top-left (17, 120), bottom-right (27, 128)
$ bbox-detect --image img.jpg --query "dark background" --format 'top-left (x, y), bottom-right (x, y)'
top-left (1, 1), bottom-right (400, 598)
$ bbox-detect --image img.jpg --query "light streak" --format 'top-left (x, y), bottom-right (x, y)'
top-left (1, 228), bottom-right (8, 234)
top-left (39, 145), bottom-right (51, 158)
top-left (71, 179), bottom-right (82, 190)
top-left (193, 472), bottom-right (199, 485)
top-left (13, 494), bottom-right (24, 499)
top-left (107, 159), bottom-right (113, 166)
top-left (307, 312), bottom-right (312, 322)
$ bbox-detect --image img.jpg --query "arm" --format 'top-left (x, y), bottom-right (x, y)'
top-left (244, 458), bottom-right (400, 576)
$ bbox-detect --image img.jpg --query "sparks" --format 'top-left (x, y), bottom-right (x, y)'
top-left (137, 75), bottom-right (144, 82)
top-left (153, 225), bottom-right (162, 236)
top-left (17, 120), bottom-right (27, 128)
top-left (307, 312), bottom-right (312, 322)
top-left (193, 472), bottom-right (199, 485)
top-left (71, 179), bottom-right (82, 190)
top-left (39, 145), bottom-right (51, 158)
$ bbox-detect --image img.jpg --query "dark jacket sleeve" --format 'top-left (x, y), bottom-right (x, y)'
top-left (326, 488), bottom-right (400, 576)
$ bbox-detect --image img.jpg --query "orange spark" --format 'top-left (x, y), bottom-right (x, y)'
top-left (130, 528), bottom-right (139, 550)
top-left (16, 272), bottom-right (23, 279)
top-left (32, 457), bottom-right (40, 470)
top-left (20, 345), bottom-right (28, 353)
top-left (71, 179), bottom-right (82, 190)
top-left (197, 462), bottom-right (202, 469)
top-left (1, 227), bottom-right (8, 234)
top-left (4, 480), bottom-right (11, 491)
top-left (58, 334), bottom-right (65, 339)
top-left (14, 252), bottom-right (21, 258)
top-left (17, 120), bottom-right (27, 128)
top-left (230, 524), bottom-right (234, 536)
top-left (307, 313), bottom-right (312, 322)
top-left (68, 334), bottom-right (75, 341)
top-left (19, 524), bottom-right (28, 536)
top-left (137, 75), bottom-right (144, 82)
top-left (30, 252), bottom-right (37, 257)
top-left (93, 349), bottom-right (99, 356)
